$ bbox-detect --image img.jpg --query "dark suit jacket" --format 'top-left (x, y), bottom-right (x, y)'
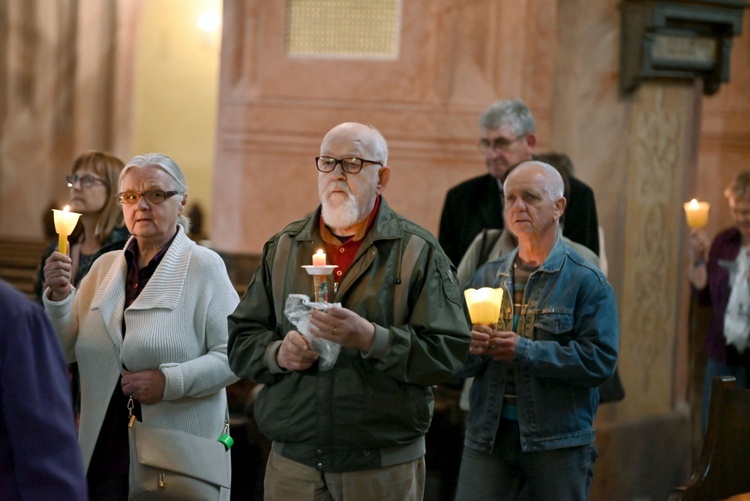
top-left (439, 173), bottom-right (599, 266)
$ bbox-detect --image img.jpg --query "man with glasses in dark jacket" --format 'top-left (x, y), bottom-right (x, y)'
top-left (438, 99), bottom-right (599, 266)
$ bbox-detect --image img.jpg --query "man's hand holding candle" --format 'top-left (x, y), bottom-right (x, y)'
top-left (469, 325), bottom-right (519, 361)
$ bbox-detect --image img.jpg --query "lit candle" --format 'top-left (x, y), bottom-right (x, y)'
top-left (312, 249), bottom-right (327, 267)
top-left (464, 287), bottom-right (504, 326)
top-left (683, 199), bottom-right (710, 229)
top-left (52, 205), bottom-right (82, 255)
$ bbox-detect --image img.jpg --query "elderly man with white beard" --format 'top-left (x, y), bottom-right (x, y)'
top-left (228, 122), bottom-right (471, 501)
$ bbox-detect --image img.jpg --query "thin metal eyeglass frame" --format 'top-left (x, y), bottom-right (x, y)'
top-left (66, 174), bottom-right (108, 188)
top-left (478, 134), bottom-right (527, 153)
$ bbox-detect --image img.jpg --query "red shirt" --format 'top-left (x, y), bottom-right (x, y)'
top-left (320, 196), bottom-right (381, 284)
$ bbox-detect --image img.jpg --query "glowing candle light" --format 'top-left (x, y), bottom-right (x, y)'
top-left (312, 249), bottom-right (327, 267)
top-left (52, 205), bottom-right (81, 255)
top-left (464, 287), bottom-right (504, 326)
top-left (683, 199), bottom-right (710, 229)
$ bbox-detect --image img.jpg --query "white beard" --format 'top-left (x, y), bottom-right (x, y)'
top-left (321, 191), bottom-right (360, 231)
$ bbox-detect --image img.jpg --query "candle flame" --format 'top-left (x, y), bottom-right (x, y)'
top-left (684, 199), bottom-right (710, 229)
top-left (63, 205), bottom-right (70, 212)
top-left (316, 249), bottom-right (324, 255)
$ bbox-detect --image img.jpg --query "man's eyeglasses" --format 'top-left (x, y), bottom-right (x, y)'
top-left (315, 156), bottom-right (383, 175)
top-left (66, 174), bottom-right (108, 188)
top-left (478, 135), bottom-right (526, 153)
top-left (117, 190), bottom-right (180, 205)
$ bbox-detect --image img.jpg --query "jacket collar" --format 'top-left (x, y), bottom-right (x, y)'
top-left (90, 227), bottom-right (195, 344)
top-left (125, 227), bottom-right (194, 310)
top-left (498, 234), bottom-right (566, 275)
top-left (91, 226), bottom-right (195, 318)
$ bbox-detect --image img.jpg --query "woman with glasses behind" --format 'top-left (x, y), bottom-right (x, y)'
top-left (35, 151), bottom-right (130, 301)
top-left (41, 153), bottom-right (239, 500)
top-left (35, 151), bottom-right (130, 436)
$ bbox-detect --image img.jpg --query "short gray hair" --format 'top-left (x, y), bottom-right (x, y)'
top-left (479, 99), bottom-right (536, 138)
top-left (120, 153), bottom-right (191, 233)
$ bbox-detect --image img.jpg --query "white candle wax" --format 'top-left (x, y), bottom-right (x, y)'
top-left (312, 249), bottom-right (327, 267)
top-left (52, 205), bottom-right (82, 255)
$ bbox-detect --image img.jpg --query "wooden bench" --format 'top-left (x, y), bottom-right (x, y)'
top-left (217, 251), bottom-right (260, 297)
top-left (669, 376), bottom-right (750, 500)
top-left (0, 237), bottom-right (47, 299)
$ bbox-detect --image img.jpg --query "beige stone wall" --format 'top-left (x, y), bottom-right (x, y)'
top-left (211, 0), bottom-right (560, 253)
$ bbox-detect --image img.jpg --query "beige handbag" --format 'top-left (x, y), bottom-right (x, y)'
top-left (127, 397), bottom-right (231, 500)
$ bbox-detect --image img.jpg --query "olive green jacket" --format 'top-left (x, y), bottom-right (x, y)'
top-left (228, 198), bottom-right (470, 472)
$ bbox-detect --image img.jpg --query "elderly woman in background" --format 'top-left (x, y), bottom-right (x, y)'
top-left (36, 150), bottom-right (130, 301)
top-left (42, 153), bottom-right (239, 500)
top-left (689, 171), bottom-right (750, 430)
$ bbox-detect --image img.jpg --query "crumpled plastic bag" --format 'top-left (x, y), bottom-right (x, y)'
top-left (284, 294), bottom-right (342, 370)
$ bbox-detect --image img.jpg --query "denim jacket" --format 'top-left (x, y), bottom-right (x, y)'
top-left (461, 238), bottom-right (619, 453)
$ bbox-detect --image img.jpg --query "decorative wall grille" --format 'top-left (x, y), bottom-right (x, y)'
top-left (286, 0), bottom-right (400, 58)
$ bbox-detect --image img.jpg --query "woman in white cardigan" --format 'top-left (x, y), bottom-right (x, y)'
top-left (43, 153), bottom-right (239, 500)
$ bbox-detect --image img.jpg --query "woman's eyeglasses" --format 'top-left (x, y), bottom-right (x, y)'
top-left (66, 174), bottom-right (108, 188)
top-left (117, 190), bottom-right (180, 205)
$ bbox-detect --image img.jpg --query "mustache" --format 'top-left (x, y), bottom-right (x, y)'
top-left (325, 182), bottom-right (353, 198)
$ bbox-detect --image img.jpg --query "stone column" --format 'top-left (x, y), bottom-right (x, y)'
top-left (619, 81), bottom-right (699, 418)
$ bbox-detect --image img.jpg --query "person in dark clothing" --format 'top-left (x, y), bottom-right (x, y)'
top-left (438, 99), bottom-right (599, 266)
top-left (0, 279), bottom-right (87, 501)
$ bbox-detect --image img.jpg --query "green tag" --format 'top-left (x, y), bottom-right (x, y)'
top-left (218, 433), bottom-right (233, 450)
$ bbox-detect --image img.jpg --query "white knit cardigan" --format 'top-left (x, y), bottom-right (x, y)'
top-left (44, 228), bottom-right (240, 473)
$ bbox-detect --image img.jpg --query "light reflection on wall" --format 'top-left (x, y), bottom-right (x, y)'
top-left (130, 0), bottom-right (222, 236)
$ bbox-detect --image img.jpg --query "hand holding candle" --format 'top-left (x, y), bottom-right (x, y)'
top-left (684, 199), bottom-right (710, 229)
top-left (52, 206), bottom-right (81, 255)
top-left (464, 287), bottom-right (504, 326)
